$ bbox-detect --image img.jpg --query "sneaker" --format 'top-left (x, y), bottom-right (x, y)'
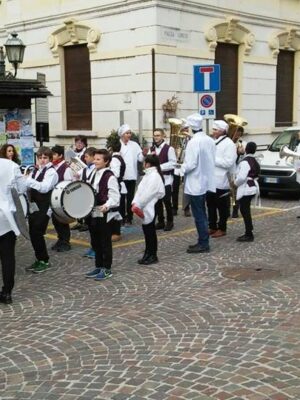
top-left (0, 292), bottom-right (12, 305)
top-left (51, 241), bottom-right (60, 250)
top-left (94, 268), bottom-right (112, 281)
top-left (33, 261), bottom-right (49, 274)
top-left (25, 260), bottom-right (39, 272)
top-left (164, 222), bottom-right (174, 231)
top-left (85, 268), bottom-right (101, 278)
top-left (83, 248), bottom-right (95, 258)
top-left (155, 222), bottom-right (165, 230)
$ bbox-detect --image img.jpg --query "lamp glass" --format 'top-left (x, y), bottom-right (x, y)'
top-left (4, 32), bottom-right (25, 64)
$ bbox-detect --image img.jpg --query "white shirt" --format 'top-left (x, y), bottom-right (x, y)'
top-left (120, 140), bottom-right (144, 180)
top-left (54, 160), bottom-right (74, 181)
top-left (214, 135), bottom-right (237, 190)
top-left (235, 155), bottom-right (259, 200)
top-left (132, 167), bottom-right (165, 224)
top-left (26, 162), bottom-right (58, 194)
top-left (89, 167), bottom-right (121, 222)
top-left (149, 142), bottom-right (177, 186)
top-left (0, 159), bottom-right (27, 236)
top-left (181, 131), bottom-right (216, 196)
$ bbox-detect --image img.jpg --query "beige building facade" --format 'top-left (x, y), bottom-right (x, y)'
top-left (1, 0), bottom-right (300, 145)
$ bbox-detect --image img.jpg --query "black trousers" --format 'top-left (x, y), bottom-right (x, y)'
top-left (0, 231), bottom-right (16, 294)
top-left (239, 195), bottom-right (255, 235)
top-left (28, 210), bottom-right (50, 262)
top-left (111, 219), bottom-right (121, 235)
top-left (142, 218), bottom-right (157, 256)
top-left (52, 214), bottom-right (71, 245)
top-left (120, 180), bottom-right (136, 223)
top-left (206, 189), bottom-right (230, 232)
top-left (156, 184), bottom-right (173, 223)
top-left (172, 175), bottom-right (181, 211)
top-left (88, 216), bottom-right (113, 270)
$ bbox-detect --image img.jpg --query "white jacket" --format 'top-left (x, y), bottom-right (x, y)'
top-left (181, 131), bottom-right (216, 196)
top-left (0, 159), bottom-right (27, 236)
top-left (120, 140), bottom-right (144, 180)
top-left (214, 135), bottom-right (237, 190)
top-left (132, 167), bottom-right (165, 224)
top-left (235, 155), bottom-right (259, 200)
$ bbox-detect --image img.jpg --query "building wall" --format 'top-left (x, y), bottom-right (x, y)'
top-left (1, 0), bottom-right (300, 145)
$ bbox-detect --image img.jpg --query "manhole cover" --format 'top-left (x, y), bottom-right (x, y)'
top-left (222, 268), bottom-right (281, 281)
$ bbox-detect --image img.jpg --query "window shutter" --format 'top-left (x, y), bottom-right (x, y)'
top-left (64, 44), bottom-right (92, 130)
top-left (215, 43), bottom-right (238, 119)
top-left (275, 50), bottom-right (294, 127)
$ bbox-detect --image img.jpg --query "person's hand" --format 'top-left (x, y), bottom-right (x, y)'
top-left (131, 204), bottom-right (144, 219)
top-left (99, 205), bottom-right (108, 213)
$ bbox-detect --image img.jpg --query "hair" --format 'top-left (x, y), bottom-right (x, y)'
top-left (245, 142), bottom-right (257, 154)
top-left (0, 143), bottom-right (21, 164)
top-left (36, 146), bottom-right (53, 161)
top-left (153, 128), bottom-right (165, 136)
top-left (84, 147), bottom-right (97, 157)
top-left (144, 154), bottom-right (165, 183)
top-left (51, 145), bottom-right (65, 157)
top-left (94, 148), bottom-right (112, 165)
top-left (74, 135), bottom-right (88, 147)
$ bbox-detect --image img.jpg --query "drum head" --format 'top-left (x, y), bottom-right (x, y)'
top-left (62, 181), bottom-right (95, 219)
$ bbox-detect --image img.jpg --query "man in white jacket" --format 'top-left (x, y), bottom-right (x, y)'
top-left (180, 114), bottom-right (216, 253)
top-left (0, 158), bottom-right (27, 304)
top-left (206, 120), bottom-right (237, 238)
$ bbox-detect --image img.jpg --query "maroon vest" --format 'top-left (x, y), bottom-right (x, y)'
top-left (244, 156), bottom-right (260, 187)
top-left (56, 161), bottom-right (69, 182)
top-left (30, 165), bottom-right (55, 206)
top-left (150, 143), bottom-right (174, 176)
top-left (94, 170), bottom-right (119, 212)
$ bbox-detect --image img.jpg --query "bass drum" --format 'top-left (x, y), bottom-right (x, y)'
top-left (51, 181), bottom-right (95, 224)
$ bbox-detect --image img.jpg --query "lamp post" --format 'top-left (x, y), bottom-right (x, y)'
top-left (0, 32), bottom-right (26, 79)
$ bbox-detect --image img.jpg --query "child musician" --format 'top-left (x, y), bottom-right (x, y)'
top-left (131, 155), bottom-right (165, 265)
top-left (234, 142), bottom-right (260, 242)
top-left (26, 147), bottom-right (58, 273)
top-left (85, 149), bottom-right (120, 280)
top-left (51, 145), bottom-right (73, 252)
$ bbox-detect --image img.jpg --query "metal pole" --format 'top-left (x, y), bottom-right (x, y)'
top-left (138, 109), bottom-right (143, 145)
top-left (120, 110), bottom-right (124, 126)
top-left (151, 48), bottom-right (156, 131)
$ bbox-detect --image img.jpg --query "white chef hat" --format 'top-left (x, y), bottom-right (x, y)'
top-left (118, 124), bottom-right (131, 137)
top-left (212, 120), bottom-right (228, 133)
top-left (180, 118), bottom-right (189, 130)
top-left (186, 113), bottom-right (203, 131)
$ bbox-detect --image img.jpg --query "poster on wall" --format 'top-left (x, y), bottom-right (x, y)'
top-left (0, 108), bottom-right (34, 166)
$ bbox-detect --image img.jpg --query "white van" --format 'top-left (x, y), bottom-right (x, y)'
top-left (257, 127), bottom-right (300, 195)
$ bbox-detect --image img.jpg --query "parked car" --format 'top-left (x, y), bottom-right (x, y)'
top-left (257, 127), bottom-right (300, 195)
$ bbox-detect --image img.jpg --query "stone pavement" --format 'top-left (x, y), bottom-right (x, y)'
top-left (1, 198), bottom-right (300, 400)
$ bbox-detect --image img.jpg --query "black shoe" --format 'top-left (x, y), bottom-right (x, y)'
top-left (164, 222), bottom-right (174, 231)
top-left (155, 222), bottom-right (165, 230)
top-left (236, 234), bottom-right (254, 242)
top-left (231, 210), bottom-right (239, 218)
top-left (188, 242), bottom-right (199, 249)
top-left (0, 292), bottom-right (12, 305)
top-left (56, 243), bottom-right (71, 252)
top-left (138, 252), bottom-right (150, 264)
top-left (139, 255), bottom-right (159, 265)
top-left (78, 224), bottom-right (89, 232)
top-left (186, 245), bottom-right (210, 254)
top-left (172, 209), bottom-right (178, 216)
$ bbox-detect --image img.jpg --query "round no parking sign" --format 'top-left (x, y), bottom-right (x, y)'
top-left (198, 92), bottom-right (216, 119)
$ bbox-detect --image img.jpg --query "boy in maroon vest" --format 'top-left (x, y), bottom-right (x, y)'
top-left (150, 128), bottom-right (177, 231)
top-left (85, 149), bottom-right (120, 280)
top-left (51, 145), bottom-right (74, 252)
top-left (26, 147), bottom-right (58, 273)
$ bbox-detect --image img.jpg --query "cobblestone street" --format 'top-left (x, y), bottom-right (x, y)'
top-left (1, 197), bottom-right (300, 400)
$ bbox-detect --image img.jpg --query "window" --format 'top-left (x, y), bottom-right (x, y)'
top-left (275, 50), bottom-right (294, 127)
top-left (64, 44), bottom-right (92, 130)
top-left (214, 43), bottom-right (238, 119)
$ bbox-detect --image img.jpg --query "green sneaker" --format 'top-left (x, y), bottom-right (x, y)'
top-left (25, 260), bottom-right (39, 272)
top-left (33, 261), bottom-right (49, 274)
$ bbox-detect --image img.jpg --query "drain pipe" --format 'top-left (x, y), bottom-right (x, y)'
top-left (151, 48), bottom-right (156, 131)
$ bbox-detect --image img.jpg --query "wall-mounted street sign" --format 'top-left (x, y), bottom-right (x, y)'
top-left (193, 64), bottom-right (221, 93)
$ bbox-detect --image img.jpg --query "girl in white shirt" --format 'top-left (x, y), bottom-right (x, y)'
top-left (132, 155), bottom-right (165, 265)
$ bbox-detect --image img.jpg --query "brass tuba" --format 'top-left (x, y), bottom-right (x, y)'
top-left (224, 114), bottom-right (248, 143)
top-left (168, 118), bottom-right (187, 162)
